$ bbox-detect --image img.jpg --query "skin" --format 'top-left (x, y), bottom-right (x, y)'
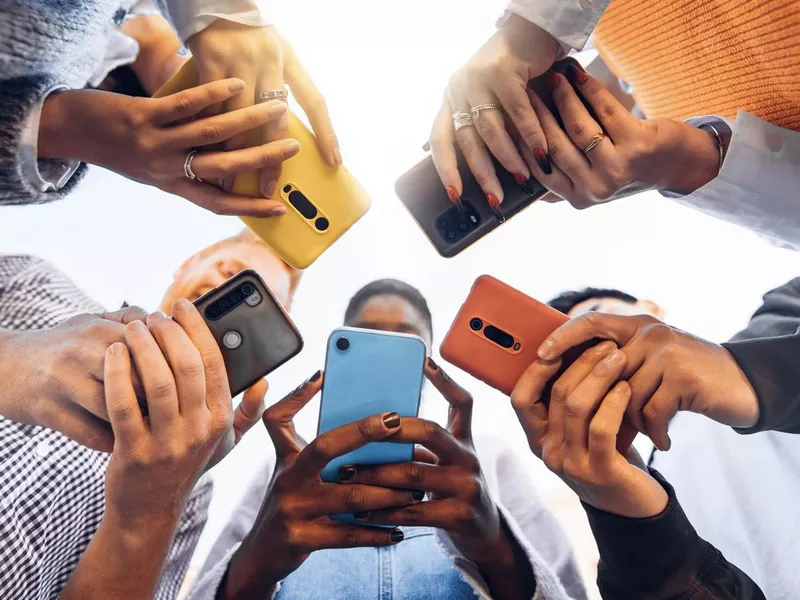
top-left (346, 294), bottom-right (432, 346)
top-left (567, 297), bottom-right (664, 320)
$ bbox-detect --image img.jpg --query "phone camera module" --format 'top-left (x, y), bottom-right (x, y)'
top-left (219, 299), bottom-right (230, 311)
top-left (242, 283), bottom-right (255, 296)
top-left (205, 304), bottom-right (220, 320)
top-left (513, 342), bottom-right (521, 351)
top-left (283, 184), bottom-right (292, 194)
top-left (336, 337), bottom-right (350, 351)
top-left (469, 318), bottom-right (483, 331)
top-left (315, 217), bottom-right (329, 231)
top-left (230, 291), bottom-right (242, 304)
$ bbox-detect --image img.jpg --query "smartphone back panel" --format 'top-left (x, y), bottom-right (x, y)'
top-left (318, 327), bottom-right (425, 484)
top-left (441, 275), bottom-right (637, 451)
top-left (154, 60), bottom-right (372, 270)
top-left (194, 270), bottom-right (303, 397)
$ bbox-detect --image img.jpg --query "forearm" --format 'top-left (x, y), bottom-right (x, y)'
top-left (120, 15), bottom-right (185, 95)
top-left (472, 524), bottom-right (537, 600)
top-left (217, 535), bottom-right (281, 600)
top-left (60, 510), bottom-right (180, 600)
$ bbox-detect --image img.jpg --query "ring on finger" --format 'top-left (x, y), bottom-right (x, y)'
top-left (184, 150), bottom-right (202, 182)
top-left (582, 132), bottom-right (606, 155)
top-left (452, 111), bottom-right (474, 132)
top-left (469, 103), bottom-right (501, 119)
top-left (259, 88), bottom-right (289, 103)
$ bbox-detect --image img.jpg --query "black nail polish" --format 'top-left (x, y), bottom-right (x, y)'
top-left (411, 490), bottom-right (425, 501)
top-left (391, 529), bottom-right (405, 542)
top-left (533, 148), bottom-right (553, 175)
top-left (354, 511), bottom-right (370, 520)
top-left (564, 61), bottom-right (589, 86)
top-left (338, 465), bottom-right (356, 481)
top-left (383, 412), bottom-right (401, 429)
top-left (309, 370), bottom-right (322, 382)
top-left (426, 357), bottom-right (439, 371)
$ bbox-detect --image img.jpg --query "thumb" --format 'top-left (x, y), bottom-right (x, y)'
top-left (233, 378), bottom-right (269, 444)
top-left (510, 358), bottom-right (562, 458)
top-left (97, 306), bottom-right (149, 325)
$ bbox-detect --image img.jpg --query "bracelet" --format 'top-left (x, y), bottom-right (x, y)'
top-left (700, 123), bottom-right (726, 174)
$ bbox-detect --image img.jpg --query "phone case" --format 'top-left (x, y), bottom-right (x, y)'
top-left (440, 275), bottom-right (636, 451)
top-left (318, 327), bottom-right (425, 523)
top-left (193, 270), bottom-right (303, 397)
top-left (154, 60), bottom-right (372, 270)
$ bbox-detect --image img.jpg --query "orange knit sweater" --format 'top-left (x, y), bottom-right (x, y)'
top-left (593, 0), bottom-right (800, 130)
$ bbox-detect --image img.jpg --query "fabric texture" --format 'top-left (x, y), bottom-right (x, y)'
top-left (188, 432), bottom-right (587, 600)
top-left (0, 254), bottom-right (209, 599)
top-left (503, 0), bottom-right (610, 51)
top-left (593, 0), bottom-right (800, 130)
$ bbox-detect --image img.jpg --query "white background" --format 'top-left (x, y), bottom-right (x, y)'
top-left (1, 0), bottom-right (799, 595)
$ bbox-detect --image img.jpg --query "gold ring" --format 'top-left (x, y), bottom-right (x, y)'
top-left (583, 132), bottom-right (605, 154)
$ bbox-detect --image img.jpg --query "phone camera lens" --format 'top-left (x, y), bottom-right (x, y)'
top-left (283, 185), bottom-right (292, 194)
top-left (458, 222), bottom-right (468, 231)
top-left (513, 342), bottom-right (521, 351)
top-left (446, 230), bottom-right (457, 241)
top-left (206, 305), bottom-right (219, 319)
top-left (230, 292), bottom-right (242, 304)
top-left (469, 318), bottom-right (483, 331)
top-left (315, 217), bottom-right (329, 231)
top-left (336, 337), bottom-right (350, 351)
top-left (219, 299), bottom-right (230, 310)
top-left (242, 284), bottom-right (254, 296)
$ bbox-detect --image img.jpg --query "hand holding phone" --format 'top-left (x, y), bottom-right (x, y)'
top-left (440, 275), bottom-right (637, 452)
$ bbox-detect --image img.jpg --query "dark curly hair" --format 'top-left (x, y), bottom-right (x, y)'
top-left (547, 287), bottom-right (638, 315)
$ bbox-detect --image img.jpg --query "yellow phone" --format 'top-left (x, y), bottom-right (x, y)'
top-left (154, 59), bottom-right (371, 270)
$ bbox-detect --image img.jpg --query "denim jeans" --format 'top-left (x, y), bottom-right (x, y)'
top-left (276, 527), bottom-right (481, 600)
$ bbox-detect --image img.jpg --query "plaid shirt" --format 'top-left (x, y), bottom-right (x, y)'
top-left (0, 254), bottom-right (211, 599)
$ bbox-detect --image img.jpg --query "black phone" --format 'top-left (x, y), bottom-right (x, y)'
top-left (395, 57), bottom-right (594, 258)
top-left (193, 270), bottom-right (303, 396)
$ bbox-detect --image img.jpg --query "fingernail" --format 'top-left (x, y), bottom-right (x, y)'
top-left (148, 311), bottom-right (167, 322)
top-left (334, 148), bottom-right (343, 166)
top-left (267, 101), bottom-right (288, 118)
top-left (606, 350), bottom-right (624, 364)
top-left (338, 465), bottom-right (356, 481)
top-left (109, 342), bottom-right (125, 356)
top-left (281, 140), bottom-right (301, 159)
top-left (445, 186), bottom-right (465, 212)
top-left (391, 529), bottom-right (405, 542)
top-left (267, 204), bottom-right (287, 217)
top-left (533, 148), bottom-right (553, 175)
top-left (422, 141), bottom-right (431, 152)
top-left (411, 490), bottom-right (425, 501)
top-left (263, 180), bottom-right (277, 199)
top-left (383, 412), bottom-right (401, 429)
top-left (545, 70), bottom-right (560, 91)
top-left (229, 79), bottom-right (246, 92)
top-left (665, 435), bottom-right (672, 451)
top-left (354, 511), bottom-right (370, 520)
top-left (538, 339), bottom-right (554, 360)
top-left (309, 370), bottom-right (322, 382)
top-left (513, 173), bottom-right (528, 186)
top-left (426, 357), bottom-right (439, 371)
top-left (597, 340), bottom-right (617, 353)
top-left (173, 298), bottom-right (192, 313)
top-left (486, 193), bottom-right (504, 223)
top-left (128, 320), bottom-right (147, 333)
top-left (565, 62), bottom-right (589, 86)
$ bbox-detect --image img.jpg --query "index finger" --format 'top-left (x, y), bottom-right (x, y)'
top-left (285, 53), bottom-right (340, 166)
top-left (424, 358), bottom-right (473, 442)
top-left (494, 78), bottom-right (549, 160)
top-left (104, 343), bottom-right (147, 445)
top-left (291, 412), bottom-right (402, 480)
top-left (538, 312), bottom-right (642, 361)
top-left (152, 78), bottom-right (246, 125)
top-left (263, 371), bottom-right (323, 459)
top-left (510, 358), bottom-right (561, 457)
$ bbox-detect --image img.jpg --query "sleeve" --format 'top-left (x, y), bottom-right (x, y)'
top-left (500, 0), bottom-right (611, 52)
top-left (0, 75), bottom-right (88, 205)
top-left (154, 475), bottom-right (214, 600)
top-left (729, 277), bottom-right (800, 342)
top-left (661, 111), bottom-right (800, 251)
top-left (584, 469), bottom-right (766, 600)
top-left (154, 0), bottom-right (272, 43)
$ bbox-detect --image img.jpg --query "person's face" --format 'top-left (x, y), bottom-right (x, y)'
top-left (348, 294), bottom-right (433, 348)
top-left (159, 237), bottom-right (298, 314)
top-left (568, 296), bottom-right (664, 319)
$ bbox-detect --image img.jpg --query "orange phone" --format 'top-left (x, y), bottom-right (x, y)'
top-left (440, 275), bottom-right (637, 451)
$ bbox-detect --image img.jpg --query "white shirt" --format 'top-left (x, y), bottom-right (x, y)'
top-left (19, 0), bottom-right (271, 196)
top-left (502, 0), bottom-right (800, 251)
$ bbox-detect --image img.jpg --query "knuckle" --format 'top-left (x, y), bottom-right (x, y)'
top-left (562, 455), bottom-right (582, 479)
top-left (422, 420), bottom-right (445, 442)
top-left (284, 524), bottom-right (307, 553)
top-left (570, 122), bottom-right (587, 139)
top-left (199, 123), bottom-right (221, 143)
top-left (590, 182), bottom-right (613, 202)
top-left (457, 135), bottom-right (477, 157)
top-left (400, 505), bottom-right (421, 526)
top-left (172, 94), bottom-right (194, 118)
top-left (343, 529), bottom-right (361, 548)
top-left (342, 486), bottom-right (367, 512)
top-left (177, 355), bottom-right (205, 380)
top-left (565, 394), bottom-right (588, 420)
top-left (307, 435), bottom-right (333, 463)
top-left (588, 420), bottom-right (612, 446)
top-left (357, 417), bottom-right (376, 442)
top-left (150, 378), bottom-right (176, 400)
top-left (463, 477), bottom-right (483, 504)
top-left (110, 403), bottom-right (137, 423)
top-left (404, 463), bottom-right (425, 485)
top-left (550, 381), bottom-right (570, 405)
top-left (455, 504), bottom-right (478, 529)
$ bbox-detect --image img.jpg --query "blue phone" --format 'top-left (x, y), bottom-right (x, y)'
top-left (318, 327), bottom-right (426, 521)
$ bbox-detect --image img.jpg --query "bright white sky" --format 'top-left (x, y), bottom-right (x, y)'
top-left (1, 0), bottom-right (799, 593)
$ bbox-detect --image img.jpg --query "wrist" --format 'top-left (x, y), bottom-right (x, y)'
top-left (660, 123), bottom-right (720, 194)
top-left (39, 91), bottom-right (82, 161)
top-left (98, 508), bottom-right (177, 553)
top-left (500, 13), bottom-right (560, 67)
top-left (590, 475), bottom-right (669, 519)
top-left (222, 535), bottom-right (283, 600)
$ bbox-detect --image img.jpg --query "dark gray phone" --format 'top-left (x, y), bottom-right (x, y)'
top-left (193, 269), bottom-right (303, 396)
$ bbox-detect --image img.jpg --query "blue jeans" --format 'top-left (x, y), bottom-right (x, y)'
top-left (276, 527), bottom-right (481, 600)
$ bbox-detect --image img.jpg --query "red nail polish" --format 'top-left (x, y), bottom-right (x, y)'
top-left (545, 70), bottom-right (560, 91)
top-left (533, 148), bottom-right (553, 175)
top-left (486, 193), bottom-right (505, 222)
top-left (445, 185), bottom-right (465, 212)
top-left (513, 173), bottom-right (528, 186)
top-left (565, 62), bottom-right (589, 86)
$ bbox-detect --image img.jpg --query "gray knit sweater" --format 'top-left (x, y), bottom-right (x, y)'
top-left (0, 0), bottom-right (173, 205)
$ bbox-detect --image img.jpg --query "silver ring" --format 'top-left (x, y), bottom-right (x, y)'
top-left (582, 132), bottom-right (605, 155)
top-left (184, 150), bottom-right (201, 182)
top-left (469, 103), bottom-right (501, 119)
top-left (259, 88), bottom-right (289, 102)
top-left (452, 111), bottom-right (474, 132)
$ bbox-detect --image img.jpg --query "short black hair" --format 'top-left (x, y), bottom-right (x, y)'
top-left (548, 287), bottom-right (638, 315)
top-left (344, 279), bottom-right (433, 339)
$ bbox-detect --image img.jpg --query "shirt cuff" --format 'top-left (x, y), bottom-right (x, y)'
top-left (502, 0), bottom-right (610, 51)
top-left (583, 469), bottom-right (703, 593)
top-left (164, 0), bottom-right (272, 42)
top-left (19, 86), bottom-right (82, 194)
